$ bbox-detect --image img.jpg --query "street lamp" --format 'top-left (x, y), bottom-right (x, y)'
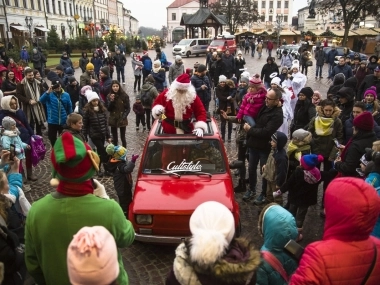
top-left (25, 16), bottom-right (33, 42)
top-left (275, 14), bottom-right (284, 47)
top-left (67, 19), bottom-right (74, 38)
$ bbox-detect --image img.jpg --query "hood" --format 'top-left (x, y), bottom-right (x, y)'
top-left (324, 178), bottom-right (380, 241)
top-left (275, 131), bottom-right (288, 150)
top-left (369, 55), bottom-right (378, 62)
top-left (258, 203), bottom-right (298, 251)
top-left (130, 52), bottom-right (135, 59)
top-left (141, 82), bottom-right (154, 92)
top-left (333, 73), bottom-right (345, 85)
top-left (65, 67), bottom-right (74, 75)
top-left (336, 87), bottom-right (355, 102)
top-left (343, 76), bottom-right (358, 90)
top-left (316, 105), bottom-right (341, 119)
top-left (0, 95), bottom-right (19, 112)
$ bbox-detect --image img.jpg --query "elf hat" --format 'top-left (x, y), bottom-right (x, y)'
top-left (364, 86), bottom-right (377, 98)
top-left (51, 132), bottom-right (100, 186)
top-left (172, 73), bottom-right (191, 90)
top-left (301, 154), bottom-right (323, 170)
top-left (106, 143), bottom-right (127, 161)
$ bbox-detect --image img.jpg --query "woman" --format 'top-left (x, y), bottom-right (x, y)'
top-left (0, 65), bottom-right (7, 87)
top-left (59, 52), bottom-right (73, 71)
top-left (235, 50), bottom-right (246, 83)
top-left (7, 58), bottom-right (22, 82)
top-left (33, 70), bottom-right (49, 94)
top-left (79, 52), bottom-right (89, 74)
top-left (107, 80), bottom-right (130, 148)
top-left (363, 86), bottom-right (380, 125)
top-left (103, 51), bottom-right (114, 79)
top-left (131, 52), bottom-right (143, 92)
top-left (1, 70), bottom-right (19, 97)
top-left (367, 55), bottom-right (378, 74)
top-left (216, 75), bottom-right (233, 142)
top-left (151, 60), bottom-right (166, 93)
top-left (90, 51), bottom-right (103, 79)
top-left (291, 87), bottom-right (316, 135)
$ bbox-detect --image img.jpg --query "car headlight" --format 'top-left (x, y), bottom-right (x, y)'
top-left (217, 48), bottom-right (222, 51)
top-left (135, 214), bottom-right (153, 225)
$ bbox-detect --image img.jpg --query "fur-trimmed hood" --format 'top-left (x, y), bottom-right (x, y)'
top-left (172, 238), bottom-right (260, 285)
top-left (316, 105), bottom-right (341, 119)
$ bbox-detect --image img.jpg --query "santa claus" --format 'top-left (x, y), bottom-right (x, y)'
top-left (152, 73), bottom-right (208, 137)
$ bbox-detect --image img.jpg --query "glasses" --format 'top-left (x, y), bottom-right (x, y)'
top-left (265, 96), bottom-right (277, 101)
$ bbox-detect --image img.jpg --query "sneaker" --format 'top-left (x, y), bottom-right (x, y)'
top-left (123, 82), bottom-right (126, 85)
top-left (254, 193), bottom-right (266, 205)
top-left (242, 190), bottom-right (255, 201)
top-left (136, 127), bottom-right (139, 131)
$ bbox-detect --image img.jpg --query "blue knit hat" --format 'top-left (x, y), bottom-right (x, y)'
top-left (301, 154), bottom-right (323, 170)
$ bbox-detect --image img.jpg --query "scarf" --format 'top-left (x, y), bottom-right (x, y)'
top-left (314, 116), bottom-right (334, 136)
top-left (303, 167), bottom-right (321, 184)
top-left (57, 180), bottom-right (94, 197)
top-left (21, 78), bottom-right (46, 125)
top-left (152, 66), bottom-right (161, 73)
top-left (287, 143), bottom-right (310, 161)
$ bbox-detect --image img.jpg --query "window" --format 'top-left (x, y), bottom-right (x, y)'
top-left (69, 4), bottom-right (72, 16)
top-left (51, 0), bottom-right (55, 14)
top-left (277, 1), bottom-right (281, 8)
top-left (64, 3), bottom-right (67, 15)
top-left (31, 0), bottom-right (34, 9)
top-left (261, 1), bottom-right (265, 8)
top-left (45, 0), bottom-right (50, 13)
top-left (269, 15), bottom-right (273, 22)
top-left (284, 15), bottom-right (288, 22)
top-left (261, 14), bottom-right (265, 22)
top-left (172, 13), bottom-right (176, 21)
top-left (22, 0), bottom-right (26, 8)
top-left (285, 1), bottom-right (288, 8)
top-left (269, 1), bottom-right (273, 8)
top-left (4, 0), bottom-right (9, 5)
top-left (58, 1), bottom-right (61, 15)
top-left (38, 0), bottom-right (41, 10)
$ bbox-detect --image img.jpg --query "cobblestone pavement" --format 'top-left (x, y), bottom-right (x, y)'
top-left (25, 46), bottom-right (330, 285)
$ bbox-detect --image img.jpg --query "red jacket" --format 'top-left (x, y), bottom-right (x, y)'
top-left (290, 178), bottom-right (380, 285)
top-left (267, 41), bottom-right (274, 50)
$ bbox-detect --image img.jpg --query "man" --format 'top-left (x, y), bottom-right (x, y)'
top-left (47, 64), bottom-right (65, 87)
top-left (213, 53), bottom-right (227, 86)
top-left (250, 39), bottom-right (256, 58)
top-left (191, 64), bottom-right (211, 111)
top-left (222, 49), bottom-right (235, 79)
top-left (20, 46), bottom-right (29, 63)
top-left (31, 48), bottom-right (42, 75)
top-left (336, 86), bottom-right (355, 131)
top-left (141, 51), bottom-right (152, 82)
top-left (261, 57), bottom-right (279, 89)
top-left (113, 49), bottom-right (127, 84)
top-left (326, 45), bottom-right (339, 78)
top-left (315, 46), bottom-right (325, 79)
top-left (168, 55), bottom-right (184, 84)
top-left (267, 40), bottom-right (274, 57)
top-left (25, 132), bottom-right (135, 285)
top-left (99, 66), bottom-right (112, 104)
top-left (16, 67), bottom-right (46, 136)
top-left (242, 88), bottom-right (284, 201)
top-left (205, 48), bottom-right (215, 69)
top-left (358, 65), bottom-right (380, 100)
top-left (80, 62), bottom-right (99, 92)
top-left (329, 57), bottom-right (353, 81)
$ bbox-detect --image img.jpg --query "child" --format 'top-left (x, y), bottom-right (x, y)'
top-left (61, 113), bottom-right (86, 142)
top-left (82, 92), bottom-right (111, 176)
top-left (133, 95), bottom-right (146, 131)
top-left (225, 78), bottom-right (237, 114)
top-left (235, 74), bottom-right (267, 127)
top-left (106, 144), bottom-right (139, 218)
top-left (275, 154), bottom-right (324, 241)
top-left (65, 76), bottom-right (80, 109)
top-left (287, 129), bottom-right (312, 179)
top-left (312, 90), bottom-right (322, 106)
top-left (258, 131), bottom-right (288, 205)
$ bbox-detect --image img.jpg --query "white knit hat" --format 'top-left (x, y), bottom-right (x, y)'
top-left (271, 77), bottom-right (281, 86)
top-left (175, 55), bottom-right (182, 61)
top-left (2, 116), bottom-right (16, 130)
top-left (291, 59), bottom-right (300, 70)
top-left (153, 59), bottom-right (161, 67)
top-left (189, 201), bottom-right (235, 266)
top-left (241, 71), bottom-right (250, 78)
top-left (219, 75), bottom-right (227, 83)
top-left (86, 91), bottom-right (99, 103)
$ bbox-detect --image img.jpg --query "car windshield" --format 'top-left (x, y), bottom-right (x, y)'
top-left (210, 40), bottom-right (225, 46)
top-left (142, 139), bottom-right (226, 175)
top-left (177, 39), bottom-right (193, 45)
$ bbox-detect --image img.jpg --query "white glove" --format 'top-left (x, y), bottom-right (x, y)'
top-left (192, 128), bottom-right (204, 137)
top-left (155, 107), bottom-right (164, 117)
top-left (227, 96), bottom-right (232, 100)
top-left (273, 190), bottom-right (282, 198)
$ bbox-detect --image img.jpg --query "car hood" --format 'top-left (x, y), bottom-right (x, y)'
top-left (132, 177), bottom-right (235, 213)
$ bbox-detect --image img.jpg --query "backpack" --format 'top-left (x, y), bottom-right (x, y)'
top-left (140, 89), bottom-right (152, 106)
top-left (30, 135), bottom-right (46, 166)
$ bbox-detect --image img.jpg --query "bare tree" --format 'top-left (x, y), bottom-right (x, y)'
top-left (317, 0), bottom-right (380, 46)
top-left (209, 0), bottom-right (258, 35)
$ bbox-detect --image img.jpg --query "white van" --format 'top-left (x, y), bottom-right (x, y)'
top-left (172, 38), bottom-right (212, 57)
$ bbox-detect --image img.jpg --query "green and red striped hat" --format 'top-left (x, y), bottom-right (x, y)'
top-left (51, 132), bottom-right (96, 183)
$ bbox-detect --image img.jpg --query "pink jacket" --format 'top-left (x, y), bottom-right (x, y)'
top-left (236, 88), bottom-right (266, 119)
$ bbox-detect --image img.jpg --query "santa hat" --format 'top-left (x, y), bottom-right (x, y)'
top-left (291, 60), bottom-right (300, 70)
top-left (271, 77), bottom-right (281, 86)
top-left (301, 154), bottom-right (323, 170)
top-left (171, 73), bottom-right (191, 90)
top-left (50, 132), bottom-right (100, 195)
top-left (189, 201), bottom-right (235, 266)
top-left (353, 111), bottom-right (374, 131)
top-left (106, 143), bottom-right (127, 161)
top-left (142, 50), bottom-right (148, 56)
top-left (67, 226), bottom-right (119, 285)
top-left (86, 91), bottom-right (99, 103)
top-left (364, 86), bottom-right (377, 98)
top-left (81, 85), bottom-right (92, 96)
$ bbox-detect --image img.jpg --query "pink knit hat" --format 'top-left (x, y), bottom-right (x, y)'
top-left (249, 74), bottom-right (262, 85)
top-left (364, 86), bottom-right (377, 98)
top-left (67, 226), bottom-right (119, 285)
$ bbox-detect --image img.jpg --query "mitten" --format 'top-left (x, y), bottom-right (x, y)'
top-left (273, 190), bottom-right (282, 198)
top-left (131, 154), bottom-right (139, 163)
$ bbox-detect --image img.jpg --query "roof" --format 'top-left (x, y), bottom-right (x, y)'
top-left (180, 8), bottom-right (227, 26)
top-left (168, 0), bottom-right (198, 8)
top-left (352, 29), bottom-right (378, 36)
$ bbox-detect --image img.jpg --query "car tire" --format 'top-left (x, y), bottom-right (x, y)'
top-left (186, 51), bottom-right (191, 58)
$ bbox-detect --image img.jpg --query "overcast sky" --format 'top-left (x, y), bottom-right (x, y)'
top-left (122, 0), bottom-right (309, 29)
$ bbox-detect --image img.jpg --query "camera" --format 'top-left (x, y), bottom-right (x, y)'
top-left (284, 239), bottom-right (304, 261)
top-left (9, 143), bottom-right (15, 161)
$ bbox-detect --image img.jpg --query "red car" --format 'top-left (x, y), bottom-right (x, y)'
top-left (129, 117), bottom-right (240, 243)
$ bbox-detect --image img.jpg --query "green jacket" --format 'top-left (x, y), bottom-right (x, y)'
top-left (25, 194), bottom-right (135, 285)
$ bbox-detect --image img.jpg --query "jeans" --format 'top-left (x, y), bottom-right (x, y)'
top-left (316, 65), bottom-right (323, 77)
top-left (111, 126), bottom-right (126, 147)
top-left (47, 124), bottom-right (63, 147)
top-left (264, 81), bottom-right (271, 90)
top-left (301, 65), bottom-right (308, 75)
top-left (243, 115), bottom-right (256, 127)
top-left (134, 75), bottom-right (141, 90)
top-left (116, 66), bottom-right (125, 83)
top-left (136, 114), bottom-right (145, 127)
top-left (145, 109), bottom-right (153, 129)
top-left (328, 63), bottom-right (334, 78)
top-left (248, 148), bottom-right (270, 195)
top-left (251, 49), bottom-right (255, 57)
top-left (220, 116), bottom-right (232, 140)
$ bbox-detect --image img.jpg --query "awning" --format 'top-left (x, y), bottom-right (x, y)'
top-left (352, 29), bottom-right (379, 36)
top-left (35, 26), bottom-right (50, 32)
top-left (280, 30), bottom-right (296, 36)
top-left (10, 25), bottom-right (28, 31)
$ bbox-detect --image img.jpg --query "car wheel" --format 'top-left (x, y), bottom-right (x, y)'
top-left (186, 51), bottom-right (191, 58)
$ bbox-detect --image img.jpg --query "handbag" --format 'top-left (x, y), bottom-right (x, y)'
top-left (306, 60), bottom-right (313, 66)
top-left (30, 135), bottom-right (46, 166)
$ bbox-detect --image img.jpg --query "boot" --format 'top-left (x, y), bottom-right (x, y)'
top-left (234, 178), bottom-right (246, 193)
top-left (26, 168), bottom-right (38, 181)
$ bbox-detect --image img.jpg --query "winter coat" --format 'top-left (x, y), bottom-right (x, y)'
top-left (113, 53), bottom-right (127, 67)
top-left (107, 92), bottom-right (130, 128)
top-left (82, 108), bottom-right (110, 140)
top-left (141, 55), bottom-right (152, 71)
top-left (0, 96), bottom-right (33, 144)
top-left (337, 87), bottom-right (355, 128)
top-left (330, 64), bottom-right (353, 80)
top-left (358, 74), bottom-right (380, 101)
top-left (59, 56), bottom-right (73, 70)
top-left (308, 106), bottom-right (343, 159)
top-left (151, 69), bottom-right (166, 92)
top-left (1, 130), bottom-right (28, 160)
top-left (367, 55), bottom-right (379, 74)
top-left (20, 50), bottom-right (29, 62)
top-left (209, 57), bottom-right (218, 78)
top-left (326, 49), bottom-right (338, 65)
top-left (216, 84), bottom-right (233, 113)
top-left (79, 54), bottom-right (89, 73)
top-left (261, 59), bottom-right (279, 84)
top-left (355, 67), bottom-right (370, 93)
top-left (130, 53), bottom-right (143, 76)
top-left (168, 63), bottom-right (185, 84)
top-left (31, 52), bottom-right (42, 69)
top-left (90, 56), bottom-right (103, 74)
top-left (234, 56), bottom-right (246, 77)
top-left (236, 88), bottom-right (267, 119)
top-left (140, 82), bottom-right (158, 109)
top-left (314, 49), bottom-right (325, 66)
top-left (79, 70), bottom-right (97, 88)
top-left (222, 54), bottom-right (235, 73)
top-left (344, 114), bottom-right (380, 144)
top-left (1, 80), bottom-right (18, 96)
top-left (290, 177), bottom-right (380, 285)
top-left (99, 76), bottom-right (112, 104)
top-left (256, 43), bottom-right (263, 53)
top-left (280, 54), bottom-right (293, 69)
top-left (292, 99), bottom-right (316, 131)
top-left (166, 238), bottom-right (260, 285)
top-left (65, 82), bottom-right (80, 108)
top-left (39, 90), bottom-right (73, 126)
top-left (107, 158), bottom-right (135, 199)
top-left (133, 102), bottom-right (145, 115)
top-left (246, 105), bottom-right (283, 152)
top-left (257, 204), bottom-right (298, 285)
top-left (191, 74), bottom-right (211, 108)
top-left (335, 130), bottom-right (377, 177)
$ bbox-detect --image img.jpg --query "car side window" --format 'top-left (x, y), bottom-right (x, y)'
top-left (190, 40), bottom-right (196, 47)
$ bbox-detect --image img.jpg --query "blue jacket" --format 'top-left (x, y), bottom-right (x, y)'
top-left (59, 56), bottom-right (73, 70)
top-left (91, 57), bottom-right (103, 73)
top-left (0, 131), bottom-right (28, 160)
top-left (39, 90), bottom-right (73, 125)
top-left (0, 109), bottom-right (34, 145)
top-left (371, 186), bottom-right (380, 238)
top-left (20, 50), bottom-right (29, 62)
top-left (257, 204), bottom-right (298, 285)
top-left (326, 49), bottom-right (339, 64)
top-left (344, 114), bottom-right (380, 144)
top-left (191, 74), bottom-right (211, 107)
top-left (330, 64), bottom-right (353, 79)
top-left (142, 56), bottom-right (152, 71)
top-left (8, 173), bottom-right (22, 199)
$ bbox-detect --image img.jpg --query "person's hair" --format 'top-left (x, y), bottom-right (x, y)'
top-left (145, 74), bottom-right (155, 84)
top-left (354, 101), bottom-right (366, 111)
top-left (110, 80), bottom-right (128, 97)
top-left (66, 113), bottom-right (83, 126)
top-left (272, 88), bottom-right (282, 100)
top-left (320, 99), bottom-right (336, 108)
top-left (83, 99), bottom-right (107, 115)
top-left (0, 194), bottom-right (8, 222)
top-left (24, 67), bottom-right (33, 76)
top-left (33, 69), bottom-right (41, 77)
top-left (5, 70), bottom-right (16, 83)
top-left (216, 52), bottom-right (223, 59)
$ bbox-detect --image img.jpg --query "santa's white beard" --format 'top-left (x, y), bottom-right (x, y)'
top-left (166, 86), bottom-right (196, 121)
